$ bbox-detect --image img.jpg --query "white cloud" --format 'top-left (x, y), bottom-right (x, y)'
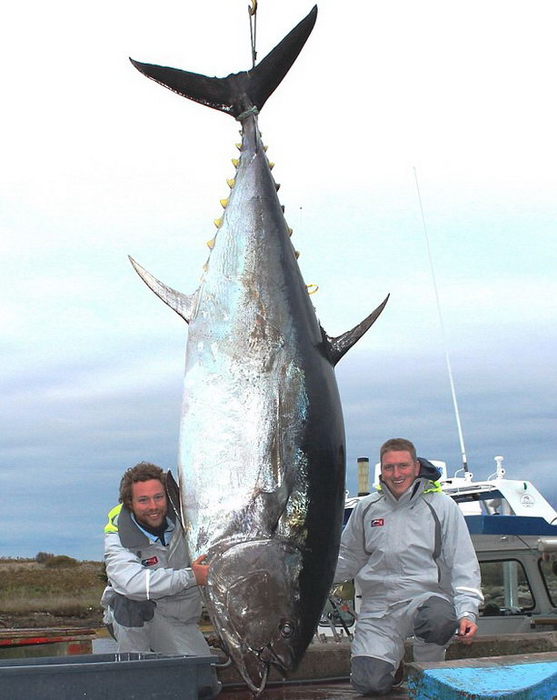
top-left (2, 0), bottom-right (556, 557)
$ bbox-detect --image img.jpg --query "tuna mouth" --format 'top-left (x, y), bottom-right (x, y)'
top-left (233, 641), bottom-right (294, 696)
top-left (236, 642), bottom-right (290, 696)
top-left (223, 631), bottom-right (296, 695)
top-left (257, 640), bottom-right (291, 668)
top-left (242, 662), bottom-right (269, 697)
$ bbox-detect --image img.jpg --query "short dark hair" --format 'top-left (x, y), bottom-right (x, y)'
top-left (380, 438), bottom-right (417, 463)
top-left (119, 462), bottom-right (165, 509)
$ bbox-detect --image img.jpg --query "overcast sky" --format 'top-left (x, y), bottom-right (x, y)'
top-left (2, 0), bottom-right (556, 560)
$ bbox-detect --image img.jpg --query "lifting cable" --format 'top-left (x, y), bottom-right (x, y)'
top-left (248, 0), bottom-right (258, 68)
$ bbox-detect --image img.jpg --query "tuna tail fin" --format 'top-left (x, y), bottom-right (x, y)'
top-left (129, 5), bottom-right (317, 119)
top-left (324, 294), bottom-right (390, 366)
top-left (128, 255), bottom-right (197, 323)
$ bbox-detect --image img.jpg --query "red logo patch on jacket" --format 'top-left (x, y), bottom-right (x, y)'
top-left (141, 556), bottom-right (159, 566)
top-left (370, 518), bottom-right (384, 527)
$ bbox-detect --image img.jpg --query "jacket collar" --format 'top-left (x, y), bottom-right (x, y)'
top-left (118, 505), bottom-right (176, 549)
top-left (417, 457), bottom-right (442, 481)
top-left (379, 457), bottom-right (442, 504)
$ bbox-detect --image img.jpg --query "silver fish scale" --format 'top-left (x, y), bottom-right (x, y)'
top-left (179, 116), bottom-right (315, 558)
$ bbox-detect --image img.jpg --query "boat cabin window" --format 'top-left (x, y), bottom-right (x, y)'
top-left (479, 559), bottom-right (534, 616)
top-left (539, 558), bottom-right (557, 607)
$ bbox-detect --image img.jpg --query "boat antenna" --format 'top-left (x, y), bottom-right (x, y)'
top-left (413, 167), bottom-right (469, 473)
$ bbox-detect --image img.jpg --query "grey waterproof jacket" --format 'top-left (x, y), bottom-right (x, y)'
top-left (335, 460), bottom-right (483, 621)
top-left (102, 504), bottom-right (202, 625)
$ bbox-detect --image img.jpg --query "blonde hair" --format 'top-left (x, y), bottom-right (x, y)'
top-left (380, 438), bottom-right (417, 462)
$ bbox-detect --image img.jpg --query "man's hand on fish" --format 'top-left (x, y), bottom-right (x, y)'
top-left (192, 554), bottom-right (209, 586)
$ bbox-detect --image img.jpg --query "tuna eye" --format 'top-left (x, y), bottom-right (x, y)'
top-left (280, 621), bottom-right (293, 638)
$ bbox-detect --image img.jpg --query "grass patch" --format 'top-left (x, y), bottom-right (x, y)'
top-left (0, 558), bottom-right (106, 625)
top-left (1, 595), bottom-right (101, 618)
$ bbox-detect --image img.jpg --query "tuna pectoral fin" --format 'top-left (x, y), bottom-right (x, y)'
top-left (259, 484), bottom-right (291, 534)
top-left (128, 255), bottom-right (196, 323)
top-left (324, 294), bottom-right (390, 366)
top-left (129, 6), bottom-right (317, 119)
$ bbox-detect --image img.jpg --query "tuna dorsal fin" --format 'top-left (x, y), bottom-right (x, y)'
top-left (128, 255), bottom-right (196, 323)
top-left (323, 294), bottom-right (390, 366)
top-left (129, 5), bottom-right (317, 119)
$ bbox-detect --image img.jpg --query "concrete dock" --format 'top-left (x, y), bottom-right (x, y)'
top-left (216, 632), bottom-right (557, 687)
top-left (3, 629), bottom-right (556, 698)
top-left (217, 652), bottom-right (557, 699)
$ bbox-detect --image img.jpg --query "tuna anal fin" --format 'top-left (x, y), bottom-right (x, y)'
top-left (324, 294), bottom-right (390, 366)
top-left (129, 255), bottom-right (196, 323)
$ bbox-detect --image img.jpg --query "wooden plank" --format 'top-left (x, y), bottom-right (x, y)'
top-left (0, 629), bottom-right (95, 658)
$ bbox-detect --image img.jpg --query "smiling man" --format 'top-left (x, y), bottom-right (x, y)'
top-left (100, 462), bottom-right (214, 662)
top-left (335, 438), bottom-right (483, 696)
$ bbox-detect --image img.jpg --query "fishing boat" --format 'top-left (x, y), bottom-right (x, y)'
top-left (318, 455), bottom-right (557, 639)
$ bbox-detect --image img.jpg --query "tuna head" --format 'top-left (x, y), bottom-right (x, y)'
top-left (206, 539), bottom-right (305, 694)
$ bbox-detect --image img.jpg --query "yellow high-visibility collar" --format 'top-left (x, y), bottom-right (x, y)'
top-left (104, 503), bottom-right (122, 533)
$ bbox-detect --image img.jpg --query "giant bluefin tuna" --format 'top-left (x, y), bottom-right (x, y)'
top-left (129, 5), bottom-right (387, 694)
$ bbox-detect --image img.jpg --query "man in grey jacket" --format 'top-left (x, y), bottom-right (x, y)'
top-left (101, 462), bottom-right (211, 656)
top-left (335, 438), bottom-right (483, 696)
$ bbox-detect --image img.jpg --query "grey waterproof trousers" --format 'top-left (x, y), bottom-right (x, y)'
top-left (351, 595), bottom-right (457, 696)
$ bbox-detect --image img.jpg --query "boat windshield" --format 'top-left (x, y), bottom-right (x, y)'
top-left (539, 558), bottom-right (557, 607)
